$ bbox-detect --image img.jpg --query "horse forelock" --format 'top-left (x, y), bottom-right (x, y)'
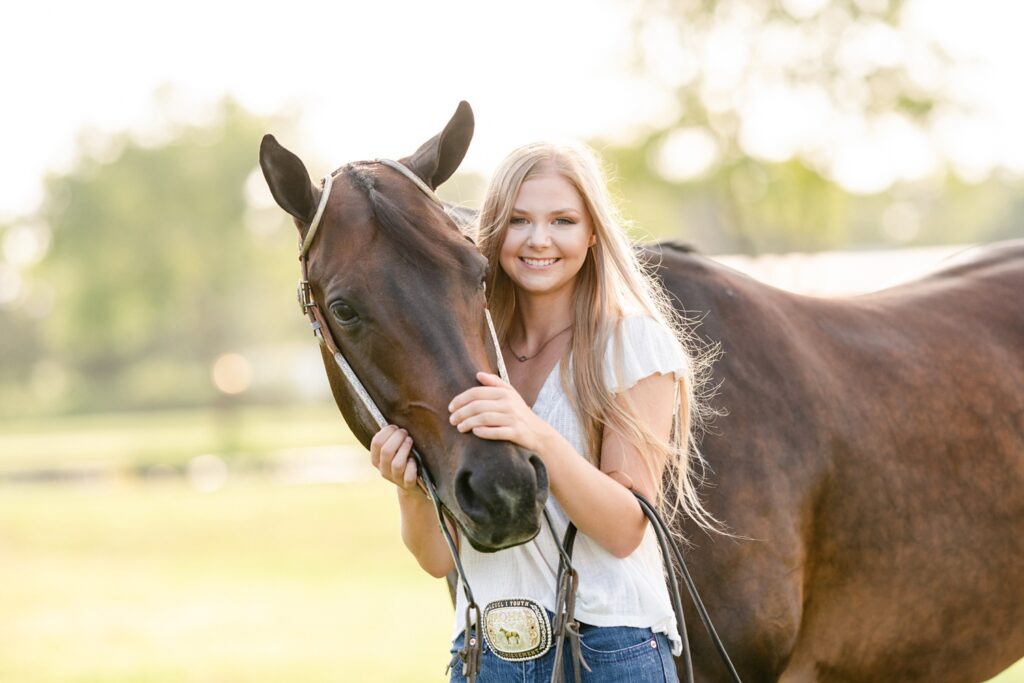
top-left (341, 162), bottom-right (474, 274)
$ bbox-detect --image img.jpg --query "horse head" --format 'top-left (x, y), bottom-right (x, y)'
top-left (259, 101), bottom-right (548, 551)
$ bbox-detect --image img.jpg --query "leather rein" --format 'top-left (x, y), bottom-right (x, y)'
top-left (294, 159), bottom-right (742, 683)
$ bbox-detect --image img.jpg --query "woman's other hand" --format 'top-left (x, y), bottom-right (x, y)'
top-left (448, 372), bottom-right (551, 453)
top-left (369, 424), bottom-right (423, 497)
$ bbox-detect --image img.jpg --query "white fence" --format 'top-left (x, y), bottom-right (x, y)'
top-left (711, 243), bottom-right (978, 297)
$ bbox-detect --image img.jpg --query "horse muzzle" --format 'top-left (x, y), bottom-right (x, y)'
top-left (452, 448), bottom-right (549, 552)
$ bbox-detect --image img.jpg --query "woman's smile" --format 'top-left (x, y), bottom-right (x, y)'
top-left (519, 256), bottom-right (562, 269)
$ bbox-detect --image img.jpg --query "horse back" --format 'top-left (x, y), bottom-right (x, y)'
top-left (651, 240), bottom-right (1024, 682)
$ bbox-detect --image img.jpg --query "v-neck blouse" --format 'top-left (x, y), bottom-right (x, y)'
top-left (528, 358), bottom-right (561, 410)
top-left (453, 314), bottom-right (689, 656)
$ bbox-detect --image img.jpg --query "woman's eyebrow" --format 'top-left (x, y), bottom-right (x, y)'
top-left (511, 207), bottom-right (581, 215)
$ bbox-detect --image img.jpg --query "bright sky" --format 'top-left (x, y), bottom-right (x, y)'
top-left (2, 0), bottom-right (662, 220)
top-left (3, 0), bottom-right (1024, 221)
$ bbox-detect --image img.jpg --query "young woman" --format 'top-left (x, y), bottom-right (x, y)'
top-left (369, 141), bottom-right (716, 681)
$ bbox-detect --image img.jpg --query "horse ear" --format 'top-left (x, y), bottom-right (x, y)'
top-left (401, 101), bottom-right (474, 190)
top-left (260, 134), bottom-right (317, 224)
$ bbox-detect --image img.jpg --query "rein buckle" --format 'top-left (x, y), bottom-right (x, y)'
top-left (297, 279), bottom-right (315, 316)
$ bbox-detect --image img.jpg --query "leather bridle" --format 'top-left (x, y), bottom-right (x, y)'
top-left (295, 159), bottom-right (583, 681)
top-left (293, 159), bottom-right (742, 683)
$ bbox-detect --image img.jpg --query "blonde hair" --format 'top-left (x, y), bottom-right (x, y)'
top-left (476, 141), bottom-right (722, 533)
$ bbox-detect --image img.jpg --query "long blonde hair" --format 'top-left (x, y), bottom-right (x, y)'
top-left (475, 141), bottom-right (722, 533)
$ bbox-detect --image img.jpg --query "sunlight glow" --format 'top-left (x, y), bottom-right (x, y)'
top-left (211, 353), bottom-right (252, 395)
top-left (780, 0), bottom-right (830, 20)
top-left (3, 222), bottom-right (51, 267)
top-left (653, 128), bottom-right (720, 182)
top-left (737, 84), bottom-right (832, 163)
top-left (3, 0), bottom-right (1024, 213)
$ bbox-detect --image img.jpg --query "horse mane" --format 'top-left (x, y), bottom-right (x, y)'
top-left (341, 162), bottom-right (467, 272)
top-left (659, 240), bottom-right (701, 254)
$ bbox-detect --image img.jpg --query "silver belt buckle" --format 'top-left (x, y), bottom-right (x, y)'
top-left (482, 598), bottom-right (552, 661)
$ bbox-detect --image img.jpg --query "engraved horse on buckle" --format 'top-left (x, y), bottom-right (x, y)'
top-left (482, 598), bottom-right (552, 661)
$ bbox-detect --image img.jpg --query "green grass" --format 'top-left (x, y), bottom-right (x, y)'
top-left (0, 477), bottom-right (454, 683)
top-left (1, 476), bottom-right (1021, 683)
top-left (0, 404), bottom-right (357, 471)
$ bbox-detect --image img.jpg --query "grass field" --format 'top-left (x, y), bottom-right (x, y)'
top-left (0, 404), bottom-right (356, 472)
top-left (0, 477), bottom-right (455, 683)
top-left (1, 408), bottom-right (1021, 682)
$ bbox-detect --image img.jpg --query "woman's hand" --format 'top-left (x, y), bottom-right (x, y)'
top-left (448, 372), bottom-right (551, 453)
top-left (372, 425), bottom-right (454, 577)
top-left (369, 424), bottom-right (425, 497)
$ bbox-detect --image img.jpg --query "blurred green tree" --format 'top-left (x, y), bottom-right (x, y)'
top-left (14, 94), bottom-right (306, 415)
top-left (0, 92), bottom-right (489, 419)
top-left (604, 0), bottom-right (1022, 253)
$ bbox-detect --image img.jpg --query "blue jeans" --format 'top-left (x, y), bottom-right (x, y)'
top-left (448, 620), bottom-right (676, 682)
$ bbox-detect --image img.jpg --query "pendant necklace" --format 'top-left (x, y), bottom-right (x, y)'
top-left (508, 324), bottom-right (573, 362)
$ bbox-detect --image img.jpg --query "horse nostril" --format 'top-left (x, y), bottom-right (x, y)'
top-left (454, 468), bottom-right (485, 522)
top-left (528, 454), bottom-right (548, 494)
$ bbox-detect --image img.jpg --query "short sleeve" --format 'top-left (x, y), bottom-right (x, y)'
top-left (603, 315), bottom-right (688, 394)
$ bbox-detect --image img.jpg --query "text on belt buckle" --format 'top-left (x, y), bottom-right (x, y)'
top-left (482, 598), bottom-right (551, 661)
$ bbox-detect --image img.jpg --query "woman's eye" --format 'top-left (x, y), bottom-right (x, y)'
top-left (330, 302), bottom-right (359, 325)
top-left (554, 217), bottom-right (576, 225)
top-left (509, 217), bottom-right (528, 225)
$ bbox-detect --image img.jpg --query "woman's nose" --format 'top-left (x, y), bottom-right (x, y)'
top-left (526, 223), bottom-right (552, 247)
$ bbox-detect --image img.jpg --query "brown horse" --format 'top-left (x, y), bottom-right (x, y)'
top-left (259, 102), bottom-right (548, 552)
top-left (261, 102), bottom-right (1024, 681)
top-left (657, 240), bottom-right (1024, 682)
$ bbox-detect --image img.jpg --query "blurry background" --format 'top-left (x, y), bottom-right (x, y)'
top-left (1, 0), bottom-right (1021, 681)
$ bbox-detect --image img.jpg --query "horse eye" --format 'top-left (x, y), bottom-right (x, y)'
top-left (330, 301), bottom-right (359, 325)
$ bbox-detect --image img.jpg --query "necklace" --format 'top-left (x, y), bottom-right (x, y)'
top-left (507, 324), bottom-right (573, 362)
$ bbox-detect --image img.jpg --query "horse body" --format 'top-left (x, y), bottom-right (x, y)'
top-left (657, 241), bottom-right (1024, 682)
top-left (262, 101), bottom-right (1023, 681)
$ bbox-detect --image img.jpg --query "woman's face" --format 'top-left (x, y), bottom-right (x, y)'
top-left (499, 172), bottom-right (596, 301)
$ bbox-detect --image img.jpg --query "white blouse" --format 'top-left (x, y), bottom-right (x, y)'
top-left (452, 314), bottom-right (689, 655)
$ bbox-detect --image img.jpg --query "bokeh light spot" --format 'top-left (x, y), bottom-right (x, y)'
top-left (211, 353), bottom-right (252, 395)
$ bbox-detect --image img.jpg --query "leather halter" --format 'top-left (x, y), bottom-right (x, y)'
top-left (294, 159), bottom-right (550, 681)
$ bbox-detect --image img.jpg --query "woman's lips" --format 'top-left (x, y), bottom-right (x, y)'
top-left (519, 257), bottom-right (561, 269)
